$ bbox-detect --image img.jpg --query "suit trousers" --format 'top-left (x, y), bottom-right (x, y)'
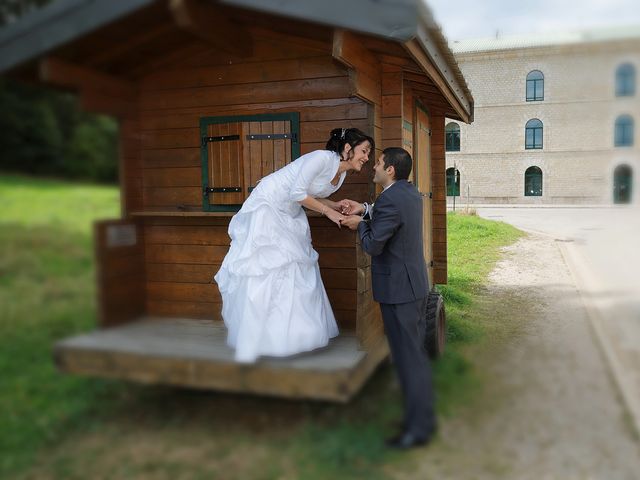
top-left (380, 297), bottom-right (436, 438)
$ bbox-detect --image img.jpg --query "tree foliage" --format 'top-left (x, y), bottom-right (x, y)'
top-left (0, 0), bottom-right (118, 183)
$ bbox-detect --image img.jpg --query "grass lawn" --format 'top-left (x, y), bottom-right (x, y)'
top-left (0, 174), bottom-right (522, 479)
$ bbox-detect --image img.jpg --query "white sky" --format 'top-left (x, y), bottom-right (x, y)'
top-left (426, 0), bottom-right (640, 41)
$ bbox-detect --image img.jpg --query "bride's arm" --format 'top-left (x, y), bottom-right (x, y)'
top-left (299, 196), bottom-right (344, 227)
top-left (317, 198), bottom-right (340, 211)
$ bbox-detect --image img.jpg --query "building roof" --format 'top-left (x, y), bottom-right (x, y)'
top-left (0, 0), bottom-right (155, 72)
top-left (0, 0), bottom-right (473, 120)
top-left (451, 24), bottom-right (640, 54)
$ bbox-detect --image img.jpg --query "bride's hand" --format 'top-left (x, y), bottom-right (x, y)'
top-left (325, 209), bottom-right (345, 228)
top-left (337, 199), bottom-right (362, 215)
top-left (327, 201), bottom-right (343, 212)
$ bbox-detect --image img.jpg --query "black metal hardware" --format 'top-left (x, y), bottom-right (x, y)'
top-left (246, 133), bottom-right (296, 141)
top-left (202, 134), bottom-right (240, 146)
top-left (203, 186), bottom-right (242, 196)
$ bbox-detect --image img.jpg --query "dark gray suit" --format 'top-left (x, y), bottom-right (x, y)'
top-left (358, 179), bottom-right (436, 438)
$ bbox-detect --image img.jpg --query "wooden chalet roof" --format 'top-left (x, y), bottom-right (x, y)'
top-left (0, 0), bottom-right (473, 122)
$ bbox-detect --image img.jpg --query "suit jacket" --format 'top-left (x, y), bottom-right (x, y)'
top-left (357, 179), bottom-right (429, 304)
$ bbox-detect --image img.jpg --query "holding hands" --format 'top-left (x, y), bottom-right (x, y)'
top-left (318, 199), bottom-right (365, 230)
top-left (337, 199), bottom-right (364, 216)
top-left (337, 198), bottom-right (365, 231)
top-left (324, 207), bottom-right (346, 228)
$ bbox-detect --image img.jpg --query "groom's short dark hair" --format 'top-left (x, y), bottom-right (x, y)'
top-left (382, 147), bottom-right (412, 181)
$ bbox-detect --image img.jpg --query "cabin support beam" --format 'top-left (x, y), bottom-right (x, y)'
top-left (169, 0), bottom-right (253, 57)
top-left (38, 57), bottom-right (136, 117)
top-left (332, 30), bottom-right (381, 106)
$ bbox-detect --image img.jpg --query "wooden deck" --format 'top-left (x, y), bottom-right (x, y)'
top-left (54, 317), bottom-right (389, 402)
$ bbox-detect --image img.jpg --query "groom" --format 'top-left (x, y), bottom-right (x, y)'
top-left (341, 147), bottom-right (436, 449)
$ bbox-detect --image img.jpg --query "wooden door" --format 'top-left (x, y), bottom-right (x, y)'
top-left (415, 106), bottom-right (434, 288)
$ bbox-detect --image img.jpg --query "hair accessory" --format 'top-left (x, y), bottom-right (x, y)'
top-left (340, 128), bottom-right (346, 139)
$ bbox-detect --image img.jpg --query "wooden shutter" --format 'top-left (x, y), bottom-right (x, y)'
top-left (201, 114), bottom-right (299, 211)
top-left (206, 122), bottom-right (244, 205)
top-left (244, 119), bottom-right (292, 195)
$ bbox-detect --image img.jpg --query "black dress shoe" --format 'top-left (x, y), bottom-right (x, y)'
top-left (385, 432), bottom-right (430, 449)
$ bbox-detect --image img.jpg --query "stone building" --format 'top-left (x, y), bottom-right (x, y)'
top-left (445, 27), bottom-right (639, 205)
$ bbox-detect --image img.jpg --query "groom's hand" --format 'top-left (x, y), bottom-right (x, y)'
top-left (338, 199), bottom-right (364, 215)
top-left (341, 215), bottom-right (363, 231)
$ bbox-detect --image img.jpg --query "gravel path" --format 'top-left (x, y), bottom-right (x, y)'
top-left (392, 233), bottom-right (640, 479)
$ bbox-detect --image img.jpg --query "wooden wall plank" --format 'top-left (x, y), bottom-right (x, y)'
top-left (141, 148), bottom-right (201, 168)
top-left (143, 167), bottom-right (201, 187)
top-left (140, 77), bottom-right (352, 111)
top-left (140, 56), bottom-right (346, 91)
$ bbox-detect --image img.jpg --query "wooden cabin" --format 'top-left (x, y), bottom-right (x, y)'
top-left (0, 0), bottom-right (473, 402)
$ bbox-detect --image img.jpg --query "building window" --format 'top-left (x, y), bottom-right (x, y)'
top-left (525, 119), bottom-right (543, 149)
top-left (615, 115), bottom-right (634, 147)
top-left (524, 166), bottom-right (543, 196)
top-left (616, 63), bottom-right (636, 97)
top-left (445, 122), bottom-right (460, 152)
top-left (446, 167), bottom-right (460, 196)
top-left (526, 70), bottom-right (544, 101)
top-left (613, 164), bottom-right (633, 204)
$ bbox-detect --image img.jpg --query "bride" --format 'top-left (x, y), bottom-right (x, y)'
top-left (214, 127), bottom-right (374, 362)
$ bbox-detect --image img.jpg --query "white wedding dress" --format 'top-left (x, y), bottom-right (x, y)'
top-left (214, 150), bottom-right (345, 362)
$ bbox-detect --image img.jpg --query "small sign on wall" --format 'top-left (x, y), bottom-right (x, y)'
top-left (106, 224), bottom-right (137, 248)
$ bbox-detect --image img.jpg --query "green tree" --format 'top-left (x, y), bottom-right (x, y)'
top-left (0, 0), bottom-right (118, 183)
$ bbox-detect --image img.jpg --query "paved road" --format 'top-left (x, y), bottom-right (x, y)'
top-left (475, 205), bottom-right (640, 435)
top-left (396, 230), bottom-right (640, 479)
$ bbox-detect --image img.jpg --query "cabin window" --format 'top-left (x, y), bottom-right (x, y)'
top-left (445, 122), bottom-right (460, 151)
top-left (525, 119), bottom-right (543, 149)
top-left (446, 167), bottom-right (460, 196)
top-left (526, 70), bottom-right (544, 101)
top-left (615, 63), bottom-right (636, 97)
top-left (524, 166), bottom-right (543, 196)
top-left (614, 115), bottom-right (634, 147)
top-left (200, 113), bottom-right (300, 211)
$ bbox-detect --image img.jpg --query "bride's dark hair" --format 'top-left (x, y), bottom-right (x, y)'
top-left (325, 128), bottom-right (375, 160)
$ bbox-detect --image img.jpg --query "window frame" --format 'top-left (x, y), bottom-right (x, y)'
top-left (199, 112), bottom-right (301, 212)
top-left (615, 63), bottom-right (636, 97)
top-left (446, 167), bottom-right (460, 196)
top-left (445, 122), bottom-right (461, 152)
top-left (614, 115), bottom-right (634, 147)
top-left (524, 166), bottom-right (543, 197)
top-left (525, 119), bottom-right (544, 150)
top-left (526, 70), bottom-right (544, 102)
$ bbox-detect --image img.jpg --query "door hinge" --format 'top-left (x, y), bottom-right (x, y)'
top-left (246, 133), bottom-right (297, 141)
top-left (203, 186), bottom-right (242, 196)
top-left (202, 134), bottom-right (240, 146)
